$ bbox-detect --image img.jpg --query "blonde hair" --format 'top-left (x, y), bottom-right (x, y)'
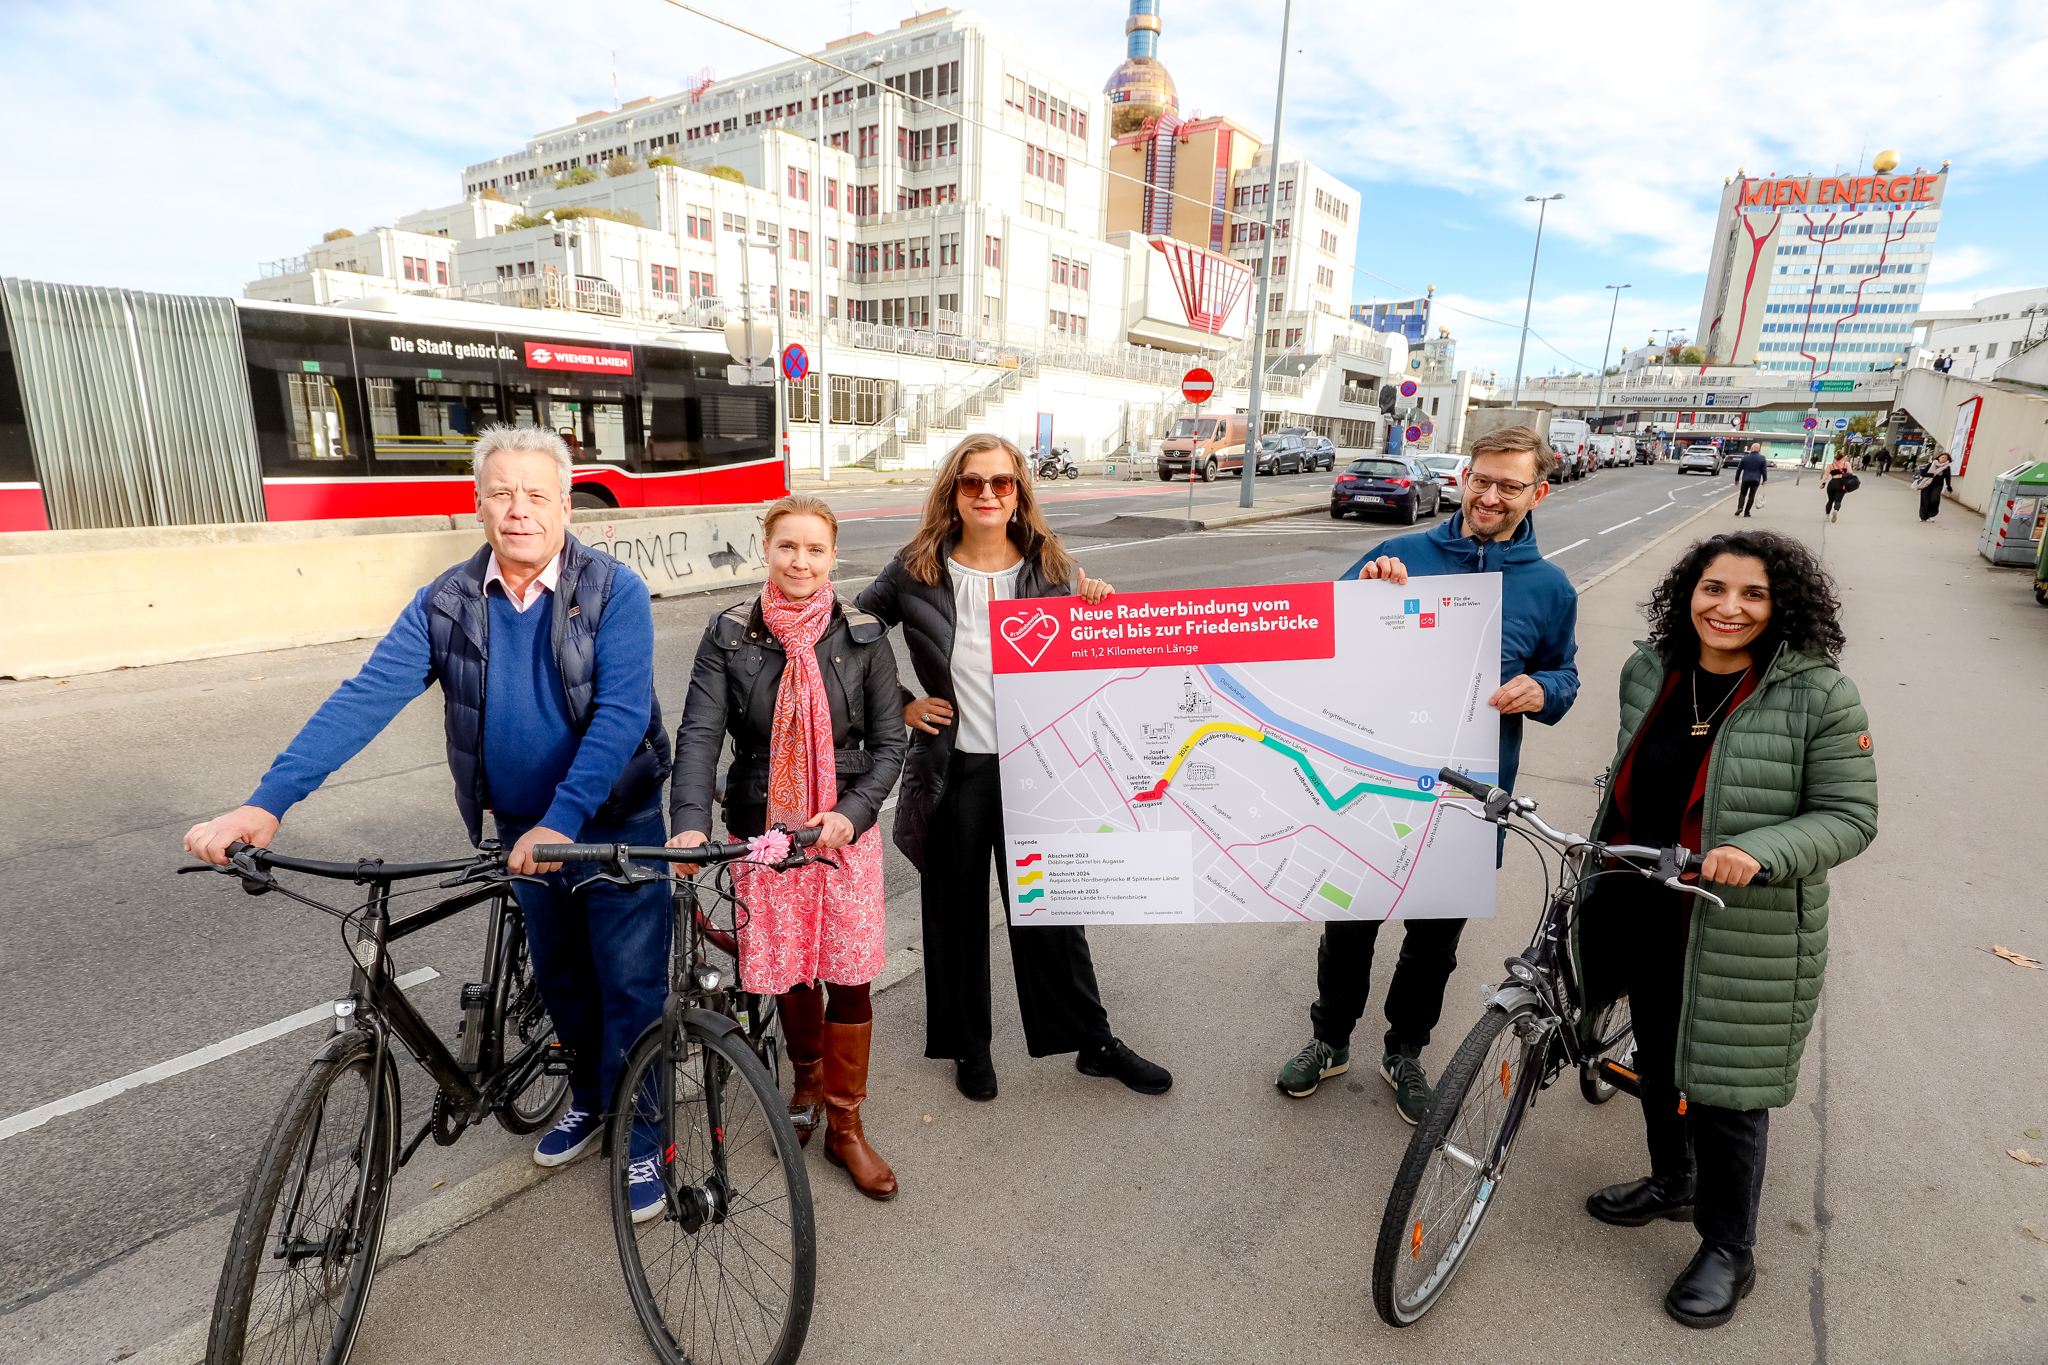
top-left (900, 433), bottom-right (1075, 586)
top-left (761, 492), bottom-right (839, 545)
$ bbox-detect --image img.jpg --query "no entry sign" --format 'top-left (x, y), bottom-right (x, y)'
top-left (1181, 367), bottom-right (1215, 403)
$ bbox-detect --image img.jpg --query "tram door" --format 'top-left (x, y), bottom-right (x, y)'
top-left (537, 395), bottom-right (631, 463)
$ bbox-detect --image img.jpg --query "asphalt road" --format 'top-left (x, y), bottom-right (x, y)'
top-left (0, 463), bottom-right (1736, 1353)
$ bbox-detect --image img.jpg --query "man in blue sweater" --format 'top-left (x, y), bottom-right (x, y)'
top-left (1276, 425), bottom-right (1579, 1122)
top-left (186, 427), bottom-right (671, 1189)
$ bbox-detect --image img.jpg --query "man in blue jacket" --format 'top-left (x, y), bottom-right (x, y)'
top-left (185, 427), bottom-right (672, 1206)
top-left (1734, 443), bottom-right (1768, 517)
top-left (1276, 425), bottom-right (1579, 1122)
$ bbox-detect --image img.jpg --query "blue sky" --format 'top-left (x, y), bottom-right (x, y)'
top-left (3, 0), bottom-right (2043, 377)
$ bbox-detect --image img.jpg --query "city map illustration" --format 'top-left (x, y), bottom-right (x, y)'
top-left (990, 577), bottom-right (1501, 925)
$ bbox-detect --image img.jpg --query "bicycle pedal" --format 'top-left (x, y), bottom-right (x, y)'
top-left (1592, 1058), bottom-right (1643, 1097)
top-left (543, 1042), bottom-right (578, 1077)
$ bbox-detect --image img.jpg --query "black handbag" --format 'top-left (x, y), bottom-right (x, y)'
top-left (1842, 472), bottom-right (1862, 494)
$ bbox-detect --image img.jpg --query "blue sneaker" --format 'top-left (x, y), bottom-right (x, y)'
top-left (628, 1153), bottom-right (667, 1223)
top-left (533, 1104), bottom-right (598, 1167)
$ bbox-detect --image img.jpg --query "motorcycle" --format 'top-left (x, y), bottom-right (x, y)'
top-left (1035, 446), bottom-right (1080, 480)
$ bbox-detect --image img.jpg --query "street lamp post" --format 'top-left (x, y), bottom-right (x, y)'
top-left (1239, 0), bottom-right (1293, 510)
top-left (1510, 193), bottom-right (1563, 410)
top-left (1593, 283), bottom-right (1630, 432)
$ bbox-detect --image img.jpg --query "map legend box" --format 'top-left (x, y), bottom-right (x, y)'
top-left (1005, 833), bottom-right (1193, 924)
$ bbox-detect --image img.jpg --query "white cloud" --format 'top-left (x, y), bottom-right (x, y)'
top-left (1926, 245), bottom-right (1998, 285)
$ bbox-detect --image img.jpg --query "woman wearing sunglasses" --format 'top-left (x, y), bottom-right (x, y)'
top-left (857, 433), bottom-right (1172, 1102)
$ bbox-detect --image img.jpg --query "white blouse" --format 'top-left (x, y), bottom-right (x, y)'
top-left (948, 558), bottom-right (1024, 753)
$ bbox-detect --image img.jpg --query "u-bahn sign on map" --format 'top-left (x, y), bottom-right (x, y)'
top-left (989, 577), bottom-right (1502, 925)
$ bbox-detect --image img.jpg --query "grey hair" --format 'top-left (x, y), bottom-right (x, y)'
top-left (471, 424), bottom-right (574, 498)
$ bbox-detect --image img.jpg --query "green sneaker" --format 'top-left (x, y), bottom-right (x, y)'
top-left (1380, 1051), bottom-right (1434, 1126)
top-left (1276, 1039), bottom-right (1349, 1098)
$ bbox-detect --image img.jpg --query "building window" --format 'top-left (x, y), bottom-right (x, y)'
top-left (827, 237), bottom-right (838, 267)
top-left (984, 293), bottom-right (1001, 321)
top-left (936, 60), bottom-right (960, 98)
top-left (936, 123), bottom-right (958, 158)
top-left (787, 167), bottom-right (808, 200)
top-left (517, 261), bottom-right (535, 277)
top-left (825, 178), bottom-right (838, 208)
top-left (687, 207), bottom-right (711, 240)
top-left (939, 232), bottom-right (960, 266)
top-left (909, 236), bottom-right (930, 269)
top-left (1285, 327), bottom-right (1304, 348)
top-left (985, 234), bottom-right (1001, 268)
top-left (789, 228), bottom-right (810, 261)
top-left (689, 270), bottom-right (715, 298)
top-left (652, 265), bottom-right (678, 299)
top-left (908, 296), bottom-right (929, 327)
top-left (1272, 256), bottom-right (1288, 277)
top-left (435, 260), bottom-right (448, 286)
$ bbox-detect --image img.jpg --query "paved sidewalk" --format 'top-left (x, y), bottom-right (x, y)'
top-left (125, 472), bottom-right (2048, 1364)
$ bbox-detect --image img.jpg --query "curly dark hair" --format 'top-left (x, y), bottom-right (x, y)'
top-left (1643, 529), bottom-right (1846, 664)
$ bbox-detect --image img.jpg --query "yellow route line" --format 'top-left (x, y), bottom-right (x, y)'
top-left (1159, 723), bottom-right (1265, 784)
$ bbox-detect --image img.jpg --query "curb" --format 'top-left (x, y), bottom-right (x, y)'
top-left (1571, 489), bottom-right (1736, 596)
top-left (1195, 502), bottom-right (1327, 530)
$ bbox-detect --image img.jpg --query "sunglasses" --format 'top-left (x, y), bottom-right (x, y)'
top-left (955, 474), bottom-right (1019, 498)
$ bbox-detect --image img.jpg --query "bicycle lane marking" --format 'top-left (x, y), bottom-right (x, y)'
top-left (0, 967), bottom-right (441, 1143)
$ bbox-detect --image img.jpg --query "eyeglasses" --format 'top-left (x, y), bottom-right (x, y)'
top-left (955, 474), bottom-right (1018, 498)
top-left (1465, 474), bottom-right (1534, 499)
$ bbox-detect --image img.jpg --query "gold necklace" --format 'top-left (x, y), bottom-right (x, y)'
top-left (1690, 666), bottom-right (1747, 737)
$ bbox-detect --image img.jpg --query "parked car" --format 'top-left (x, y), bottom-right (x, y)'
top-left (1157, 413), bottom-right (1249, 482)
top-left (1331, 456), bottom-right (1442, 524)
top-left (1417, 455), bottom-right (1469, 499)
top-left (1274, 426), bottom-right (1337, 472)
top-left (1720, 445), bottom-right (1744, 470)
top-left (1677, 444), bottom-right (1721, 476)
top-left (1255, 432), bottom-right (1311, 475)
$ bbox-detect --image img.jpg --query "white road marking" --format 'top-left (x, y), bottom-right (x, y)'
top-left (0, 967), bottom-right (441, 1143)
top-left (1599, 518), bottom-right (1642, 534)
top-left (1543, 539), bottom-right (1590, 560)
top-left (1645, 501), bottom-right (1676, 515)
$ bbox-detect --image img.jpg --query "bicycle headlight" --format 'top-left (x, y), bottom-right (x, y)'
top-left (691, 964), bottom-right (723, 994)
top-left (1505, 959), bottom-right (1536, 984)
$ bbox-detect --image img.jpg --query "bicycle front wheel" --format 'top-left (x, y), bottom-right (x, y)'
top-left (206, 1030), bottom-right (398, 1365)
top-left (611, 1019), bottom-right (816, 1365)
top-left (1372, 1003), bottom-right (1541, 1327)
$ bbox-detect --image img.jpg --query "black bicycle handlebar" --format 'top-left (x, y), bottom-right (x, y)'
top-left (190, 841), bottom-right (488, 882)
top-left (1436, 768), bottom-right (1501, 802)
top-left (532, 824), bottom-right (823, 867)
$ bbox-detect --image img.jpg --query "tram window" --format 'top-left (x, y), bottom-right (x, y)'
top-left (640, 344), bottom-right (703, 467)
top-left (0, 326), bottom-right (38, 484)
top-left (240, 307), bottom-right (365, 471)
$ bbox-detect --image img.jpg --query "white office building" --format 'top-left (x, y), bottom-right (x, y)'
top-left (1914, 285), bottom-right (2048, 379)
top-left (1698, 163), bottom-right (1947, 378)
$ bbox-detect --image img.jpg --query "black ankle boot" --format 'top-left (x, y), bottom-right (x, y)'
top-left (955, 1050), bottom-right (997, 1102)
top-left (1585, 1174), bottom-right (1696, 1227)
top-left (1665, 1240), bottom-right (1756, 1328)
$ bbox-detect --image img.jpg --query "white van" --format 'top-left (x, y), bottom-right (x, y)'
top-left (1547, 418), bottom-right (1591, 481)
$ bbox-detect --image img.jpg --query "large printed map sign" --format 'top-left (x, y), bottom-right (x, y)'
top-left (991, 577), bottom-right (1501, 926)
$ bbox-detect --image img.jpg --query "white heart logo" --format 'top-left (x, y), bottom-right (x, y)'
top-left (999, 608), bottom-right (1061, 667)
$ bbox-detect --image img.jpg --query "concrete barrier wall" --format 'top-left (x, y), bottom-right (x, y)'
top-left (1896, 369), bottom-right (2048, 514)
top-left (2, 508), bottom-right (770, 679)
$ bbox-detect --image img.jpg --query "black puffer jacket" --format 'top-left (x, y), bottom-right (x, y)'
top-left (854, 528), bottom-right (1073, 870)
top-left (669, 595), bottom-right (906, 840)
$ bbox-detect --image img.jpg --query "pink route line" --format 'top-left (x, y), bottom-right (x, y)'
top-left (999, 668), bottom-right (1150, 763)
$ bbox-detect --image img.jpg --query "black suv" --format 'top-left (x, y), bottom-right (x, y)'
top-left (1256, 432), bottom-right (1311, 475)
top-left (1277, 427), bottom-right (1337, 471)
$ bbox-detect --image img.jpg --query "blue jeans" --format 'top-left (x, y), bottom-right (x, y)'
top-left (494, 806), bottom-right (670, 1116)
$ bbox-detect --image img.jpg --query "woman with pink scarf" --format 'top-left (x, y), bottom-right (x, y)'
top-left (668, 494), bottom-right (907, 1199)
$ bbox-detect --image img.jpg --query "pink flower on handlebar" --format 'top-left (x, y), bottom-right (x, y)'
top-left (745, 830), bottom-right (792, 866)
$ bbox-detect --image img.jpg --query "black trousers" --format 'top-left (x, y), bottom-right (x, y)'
top-left (1735, 480), bottom-right (1761, 515)
top-left (1824, 486), bottom-right (1846, 514)
top-left (920, 752), bottom-right (1114, 1060)
top-left (1590, 881), bottom-right (1770, 1249)
top-left (1308, 917), bottom-right (1467, 1058)
top-left (1919, 481), bottom-right (1943, 520)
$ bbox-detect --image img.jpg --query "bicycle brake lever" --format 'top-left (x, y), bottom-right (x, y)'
top-left (567, 869), bottom-right (669, 896)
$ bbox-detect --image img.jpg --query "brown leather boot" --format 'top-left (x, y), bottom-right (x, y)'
top-left (779, 987), bottom-right (825, 1148)
top-left (822, 1020), bottom-right (897, 1200)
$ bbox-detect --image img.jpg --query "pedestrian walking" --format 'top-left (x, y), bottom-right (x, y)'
top-left (1734, 444), bottom-right (1768, 517)
top-left (668, 494), bottom-right (906, 1199)
top-left (1273, 425), bottom-right (1580, 1121)
top-left (856, 434), bottom-right (1171, 1102)
top-left (182, 426), bottom-right (679, 1215)
top-left (1576, 529), bottom-right (1876, 1329)
top-left (1916, 451), bottom-right (1953, 521)
top-left (1823, 453), bottom-right (1856, 522)
top-left (1876, 447), bottom-right (1892, 477)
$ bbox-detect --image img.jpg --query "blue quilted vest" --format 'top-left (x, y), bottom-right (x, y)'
top-left (424, 535), bottom-right (671, 845)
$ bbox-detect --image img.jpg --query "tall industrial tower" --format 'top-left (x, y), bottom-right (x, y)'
top-left (1103, 0), bottom-right (1179, 137)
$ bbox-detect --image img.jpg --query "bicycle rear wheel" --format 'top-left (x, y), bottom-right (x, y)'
top-left (610, 1019), bottom-right (816, 1365)
top-left (493, 917), bottom-right (569, 1134)
top-left (1579, 996), bottom-right (1634, 1105)
top-left (1372, 1003), bottom-right (1541, 1327)
top-left (206, 1031), bottom-right (397, 1365)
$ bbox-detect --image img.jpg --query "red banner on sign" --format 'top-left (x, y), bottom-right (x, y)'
top-left (989, 582), bottom-right (1335, 674)
top-left (523, 341), bottom-right (634, 375)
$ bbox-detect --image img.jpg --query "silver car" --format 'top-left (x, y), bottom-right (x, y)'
top-left (1677, 444), bottom-right (1721, 477)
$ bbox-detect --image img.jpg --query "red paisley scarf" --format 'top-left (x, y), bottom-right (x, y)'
top-left (760, 580), bottom-right (838, 829)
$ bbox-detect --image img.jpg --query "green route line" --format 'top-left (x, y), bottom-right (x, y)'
top-left (1258, 736), bottom-right (1437, 809)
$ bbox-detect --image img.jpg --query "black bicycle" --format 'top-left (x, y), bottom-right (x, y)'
top-left (186, 841), bottom-right (569, 1365)
top-left (534, 829), bottom-right (831, 1365)
top-left (1370, 768), bottom-right (1745, 1327)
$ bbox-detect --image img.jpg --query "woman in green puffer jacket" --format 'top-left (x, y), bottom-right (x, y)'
top-left (1575, 529), bottom-right (1876, 1331)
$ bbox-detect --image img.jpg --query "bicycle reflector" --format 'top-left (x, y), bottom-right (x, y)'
top-left (1500, 1060), bottom-right (1512, 1099)
top-left (1411, 1220), bottom-right (1423, 1259)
